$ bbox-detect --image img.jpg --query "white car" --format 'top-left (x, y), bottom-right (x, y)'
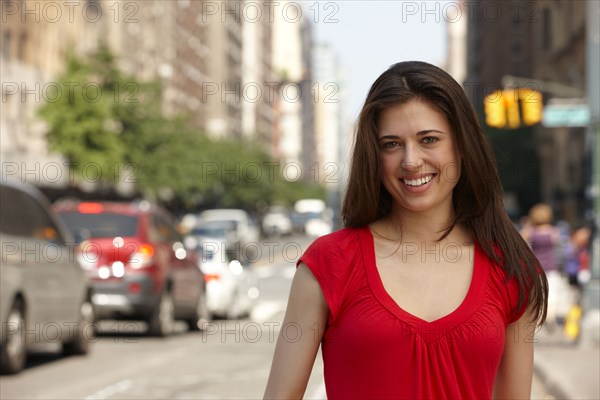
top-left (262, 206), bottom-right (293, 237)
top-left (197, 209), bottom-right (259, 244)
top-left (196, 239), bottom-right (259, 319)
top-left (197, 209), bottom-right (260, 264)
top-left (293, 199), bottom-right (333, 237)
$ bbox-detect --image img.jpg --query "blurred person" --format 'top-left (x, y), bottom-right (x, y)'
top-left (520, 203), bottom-right (563, 330)
top-left (572, 226), bottom-right (591, 285)
top-left (264, 61), bottom-right (548, 400)
top-left (564, 226), bottom-right (592, 289)
top-left (562, 226), bottom-right (591, 342)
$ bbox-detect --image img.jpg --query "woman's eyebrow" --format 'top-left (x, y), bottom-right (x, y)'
top-left (378, 135), bottom-right (399, 141)
top-left (378, 129), bottom-right (447, 140)
top-left (416, 129), bottom-right (446, 136)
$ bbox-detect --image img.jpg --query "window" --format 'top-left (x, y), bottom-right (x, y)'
top-left (0, 185), bottom-right (61, 243)
top-left (57, 212), bottom-right (139, 239)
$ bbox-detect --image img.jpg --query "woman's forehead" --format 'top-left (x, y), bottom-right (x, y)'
top-left (377, 100), bottom-right (451, 137)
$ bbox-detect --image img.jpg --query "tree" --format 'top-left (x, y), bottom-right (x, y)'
top-left (39, 50), bottom-right (124, 186)
top-left (39, 45), bottom-right (326, 211)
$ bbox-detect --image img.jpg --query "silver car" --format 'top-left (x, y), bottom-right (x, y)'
top-left (0, 179), bottom-right (95, 374)
top-left (195, 238), bottom-right (259, 319)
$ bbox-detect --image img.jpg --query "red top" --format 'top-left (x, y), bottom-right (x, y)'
top-left (298, 226), bottom-right (526, 400)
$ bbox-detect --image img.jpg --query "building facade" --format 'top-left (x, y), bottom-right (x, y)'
top-left (1, 0), bottom-right (107, 187)
top-left (1, 0), bottom-right (316, 194)
top-left (465, 0), bottom-right (588, 224)
top-left (531, 0), bottom-right (587, 224)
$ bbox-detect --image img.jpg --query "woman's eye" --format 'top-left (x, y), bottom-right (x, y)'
top-left (381, 141), bottom-right (399, 149)
top-left (422, 137), bottom-right (438, 144)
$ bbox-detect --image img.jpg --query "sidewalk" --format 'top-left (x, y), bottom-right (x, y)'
top-left (533, 329), bottom-right (600, 400)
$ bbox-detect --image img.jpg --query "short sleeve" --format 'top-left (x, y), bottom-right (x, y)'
top-left (505, 276), bottom-right (528, 324)
top-left (488, 244), bottom-right (531, 325)
top-left (296, 229), bottom-right (356, 322)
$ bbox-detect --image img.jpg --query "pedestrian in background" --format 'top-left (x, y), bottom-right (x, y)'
top-left (264, 61), bottom-right (548, 400)
top-left (563, 226), bottom-right (592, 342)
top-left (520, 203), bottom-right (563, 331)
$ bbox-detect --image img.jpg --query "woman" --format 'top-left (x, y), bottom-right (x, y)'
top-left (264, 61), bottom-right (548, 399)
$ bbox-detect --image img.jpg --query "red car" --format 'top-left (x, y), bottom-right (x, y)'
top-left (53, 200), bottom-right (208, 336)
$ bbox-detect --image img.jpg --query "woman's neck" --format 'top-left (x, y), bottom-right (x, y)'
top-left (374, 206), bottom-right (470, 245)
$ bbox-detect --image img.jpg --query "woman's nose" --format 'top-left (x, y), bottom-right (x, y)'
top-left (401, 145), bottom-right (423, 171)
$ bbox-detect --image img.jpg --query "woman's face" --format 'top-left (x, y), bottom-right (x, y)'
top-left (377, 99), bottom-right (461, 217)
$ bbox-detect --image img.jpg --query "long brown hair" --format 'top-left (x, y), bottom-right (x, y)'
top-left (342, 61), bottom-right (548, 324)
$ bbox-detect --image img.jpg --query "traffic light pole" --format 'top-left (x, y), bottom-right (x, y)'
top-left (582, 0), bottom-right (600, 346)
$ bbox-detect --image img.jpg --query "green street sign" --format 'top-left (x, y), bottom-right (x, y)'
top-left (542, 104), bottom-right (591, 127)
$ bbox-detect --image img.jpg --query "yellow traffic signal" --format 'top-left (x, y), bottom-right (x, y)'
top-left (483, 88), bottom-right (543, 129)
top-left (520, 88), bottom-right (543, 126)
top-left (503, 89), bottom-right (521, 129)
top-left (484, 90), bottom-right (506, 129)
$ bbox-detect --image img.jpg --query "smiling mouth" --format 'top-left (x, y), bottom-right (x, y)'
top-left (401, 174), bottom-right (435, 187)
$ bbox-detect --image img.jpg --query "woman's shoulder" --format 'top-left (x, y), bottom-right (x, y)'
top-left (478, 243), bottom-right (530, 323)
top-left (301, 226), bottom-right (364, 262)
top-left (310, 226), bottom-right (364, 244)
top-left (298, 227), bottom-right (366, 321)
top-left (299, 226), bottom-right (367, 265)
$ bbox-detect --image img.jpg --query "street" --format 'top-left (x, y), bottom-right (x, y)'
top-left (0, 235), bottom-right (553, 400)
top-left (0, 235), bottom-right (326, 400)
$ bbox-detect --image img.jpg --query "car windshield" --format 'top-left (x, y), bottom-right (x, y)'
top-left (193, 221), bottom-right (236, 238)
top-left (57, 212), bottom-right (139, 238)
top-left (193, 226), bottom-right (229, 238)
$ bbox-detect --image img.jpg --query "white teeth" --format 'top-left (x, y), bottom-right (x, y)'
top-left (403, 175), bottom-right (433, 187)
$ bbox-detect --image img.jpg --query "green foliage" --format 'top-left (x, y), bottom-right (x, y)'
top-left (39, 51), bottom-right (124, 183)
top-left (38, 44), bottom-right (326, 211)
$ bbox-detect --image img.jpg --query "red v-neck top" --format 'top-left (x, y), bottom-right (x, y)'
top-left (297, 226), bottom-right (526, 400)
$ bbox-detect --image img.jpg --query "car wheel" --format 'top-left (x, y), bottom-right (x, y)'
top-left (147, 292), bottom-right (175, 337)
top-left (63, 299), bottom-right (95, 356)
top-left (0, 301), bottom-right (26, 374)
top-left (186, 291), bottom-right (210, 332)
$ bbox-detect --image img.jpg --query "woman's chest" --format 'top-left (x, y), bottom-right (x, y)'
top-left (374, 244), bottom-right (475, 323)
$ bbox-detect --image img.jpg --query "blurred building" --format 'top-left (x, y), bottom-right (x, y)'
top-left (0, 0), bottom-right (106, 188)
top-left (445, 0), bottom-right (467, 86)
top-left (312, 42), bottom-right (347, 228)
top-left (465, 0), bottom-right (588, 225)
top-left (531, 0), bottom-right (587, 225)
top-left (271, 1), bottom-right (315, 177)
top-left (312, 43), bottom-right (344, 185)
top-left (299, 18), bottom-right (316, 179)
top-left (466, 0), bottom-right (535, 101)
top-left (241, 0), bottom-right (275, 145)
top-left (203, 0), bottom-right (243, 139)
top-left (1, 0), bottom-right (318, 191)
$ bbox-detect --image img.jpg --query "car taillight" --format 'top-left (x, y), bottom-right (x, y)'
top-left (204, 273), bottom-right (221, 282)
top-left (128, 243), bottom-right (155, 269)
top-left (77, 202), bottom-right (104, 214)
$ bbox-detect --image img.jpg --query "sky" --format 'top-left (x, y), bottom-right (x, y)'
top-left (312, 1), bottom-right (448, 122)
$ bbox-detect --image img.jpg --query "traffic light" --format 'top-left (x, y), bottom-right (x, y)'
top-left (483, 88), bottom-right (543, 129)
top-left (520, 88), bottom-right (543, 126)
top-left (484, 90), bottom-right (506, 129)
